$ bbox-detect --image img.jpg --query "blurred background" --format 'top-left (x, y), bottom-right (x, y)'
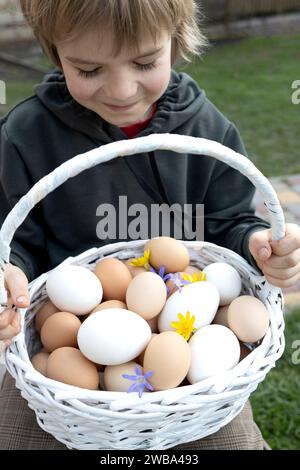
top-left (0, 0), bottom-right (300, 449)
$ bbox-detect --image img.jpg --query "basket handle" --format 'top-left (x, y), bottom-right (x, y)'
top-left (0, 133), bottom-right (285, 304)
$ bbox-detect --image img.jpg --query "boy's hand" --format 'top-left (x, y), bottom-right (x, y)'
top-left (249, 223), bottom-right (300, 288)
top-left (0, 264), bottom-right (30, 347)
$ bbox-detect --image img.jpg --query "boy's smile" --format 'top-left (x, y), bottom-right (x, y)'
top-left (56, 29), bottom-right (172, 127)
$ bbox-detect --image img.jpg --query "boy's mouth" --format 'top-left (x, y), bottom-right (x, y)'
top-left (103, 102), bottom-right (138, 112)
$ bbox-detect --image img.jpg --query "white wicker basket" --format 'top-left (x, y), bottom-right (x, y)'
top-left (0, 134), bottom-right (285, 450)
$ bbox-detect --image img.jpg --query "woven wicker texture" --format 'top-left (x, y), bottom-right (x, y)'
top-left (0, 135), bottom-right (285, 450)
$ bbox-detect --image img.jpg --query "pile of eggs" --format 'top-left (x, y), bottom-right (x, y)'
top-left (31, 237), bottom-right (270, 396)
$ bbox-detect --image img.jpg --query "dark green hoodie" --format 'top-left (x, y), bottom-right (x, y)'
top-left (0, 69), bottom-right (269, 281)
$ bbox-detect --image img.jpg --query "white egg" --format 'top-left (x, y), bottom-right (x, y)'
top-left (203, 262), bottom-right (242, 306)
top-left (158, 281), bottom-right (220, 332)
top-left (46, 265), bottom-right (103, 316)
top-left (77, 308), bottom-right (152, 365)
top-left (187, 324), bottom-right (240, 384)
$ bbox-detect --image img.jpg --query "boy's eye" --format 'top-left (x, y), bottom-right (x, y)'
top-left (78, 68), bottom-right (100, 78)
top-left (134, 61), bottom-right (157, 71)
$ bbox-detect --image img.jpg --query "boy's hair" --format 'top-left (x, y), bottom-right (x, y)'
top-left (19, 0), bottom-right (208, 66)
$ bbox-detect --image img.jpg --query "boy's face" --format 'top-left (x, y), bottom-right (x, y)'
top-left (56, 29), bottom-right (172, 127)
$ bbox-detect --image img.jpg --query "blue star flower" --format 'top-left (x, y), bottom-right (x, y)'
top-left (122, 366), bottom-right (154, 398)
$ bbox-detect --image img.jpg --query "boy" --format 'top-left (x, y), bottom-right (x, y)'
top-left (0, 0), bottom-right (299, 450)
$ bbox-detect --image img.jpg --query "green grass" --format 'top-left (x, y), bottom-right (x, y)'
top-left (178, 34), bottom-right (300, 176)
top-left (250, 308), bottom-right (300, 450)
top-left (0, 81), bottom-right (37, 117)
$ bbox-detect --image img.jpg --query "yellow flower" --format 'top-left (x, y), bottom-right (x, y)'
top-left (182, 271), bottom-right (207, 283)
top-left (130, 249), bottom-right (151, 271)
top-left (171, 311), bottom-right (196, 341)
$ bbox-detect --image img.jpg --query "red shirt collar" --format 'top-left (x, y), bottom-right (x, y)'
top-left (120, 103), bottom-right (157, 139)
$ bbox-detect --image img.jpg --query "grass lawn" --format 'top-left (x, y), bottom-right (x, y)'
top-left (0, 81), bottom-right (37, 117)
top-left (179, 34), bottom-right (300, 177)
top-left (250, 308), bottom-right (300, 450)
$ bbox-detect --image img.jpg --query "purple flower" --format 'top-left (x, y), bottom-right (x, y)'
top-left (122, 366), bottom-right (154, 398)
top-left (163, 272), bottom-right (191, 293)
top-left (150, 265), bottom-right (170, 293)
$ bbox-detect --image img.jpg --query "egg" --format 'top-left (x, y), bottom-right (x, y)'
top-left (158, 281), bottom-right (220, 332)
top-left (145, 237), bottom-right (190, 273)
top-left (146, 315), bottom-right (159, 333)
top-left (227, 295), bottom-right (270, 343)
top-left (104, 361), bottom-right (142, 392)
top-left (40, 312), bottom-right (82, 352)
top-left (136, 333), bottom-right (157, 365)
top-left (94, 258), bottom-right (132, 302)
top-left (185, 266), bottom-right (201, 277)
top-left (31, 351), bottom-right (49, 375)
top-left (187, 325), bottom-right (240, 383)
top-left (35, 300), bottom-right (58, 333)
top-left (212, 305), bottom-right (230, 328)
top-left (126, 272), bottom-right (167, 320)
top-left (46, 265), bottom-right (103, 315)
top-left (143, 331), bottom-right (191, 390)
top-left (203, 262), bottom-right (242, 306)
top-left (47, 347), bottom-right (99, 389)
top-left (90, 300), bottom-right (127, 314)
top-left (123, 259), bottom-right (147, 277)
top-left (77, 308), bottom-right (152, 365)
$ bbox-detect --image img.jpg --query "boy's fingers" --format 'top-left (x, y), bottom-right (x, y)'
top-left (0, 322), bottom-right (21, 340)
top-left (265, 272), bottom-right (300, 289)
top-left (11, 310), bottom-right (21, 330)
top-left (4, 265), bottom-right (30, 308)
top-left (262, 263), bottom-right (299, 280)
top-left (265, 249), bottom-right (300, 269)
top-left (270, 238), bottom-right (300, 257)
top-left (0, 308), bottom-right (16, 329)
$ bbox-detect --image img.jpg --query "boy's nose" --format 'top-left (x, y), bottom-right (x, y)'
top-left (104, 76), bottom-right (138, 103)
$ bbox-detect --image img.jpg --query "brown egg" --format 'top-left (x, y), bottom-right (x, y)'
top-left (31, 351), bottom-right (49, 376)
top-left (94, 258), bottom-right (132, 302)
top-left (104, 361), bottom-right (142, 392)
top-left (126, 272), bottom-right (167, 320)
top-left (123, 259), bottom-right (147, 277)
top-left (143, 331), bottom-right (191, 390)
top-left (227, 296), bottom-right (270, 343)
top-left (136, 333), bottom-right (157, 365)
top-left (35, 300), bottom-right (58, 333)
top-left (47, 347), bottom-right (99, 389)
top-left (212, 305), bottom-right (230, 328)
top-left (146, 315), bottom-right (159, 333)
top-left (90, 300), bottom-right (127, 315)
top-left (40, 312), bottom-right (82, 352)
top-left (145, 237), bottom-right (190, 273)
top-left (185, 266), bottom-right (201, 276)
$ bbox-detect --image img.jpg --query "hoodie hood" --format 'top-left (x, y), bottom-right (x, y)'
top-left (34, 69), bottom-right (206, 143)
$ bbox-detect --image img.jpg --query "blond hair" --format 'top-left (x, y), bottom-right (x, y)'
top-left (19, 0), bottom-right (207, 66)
